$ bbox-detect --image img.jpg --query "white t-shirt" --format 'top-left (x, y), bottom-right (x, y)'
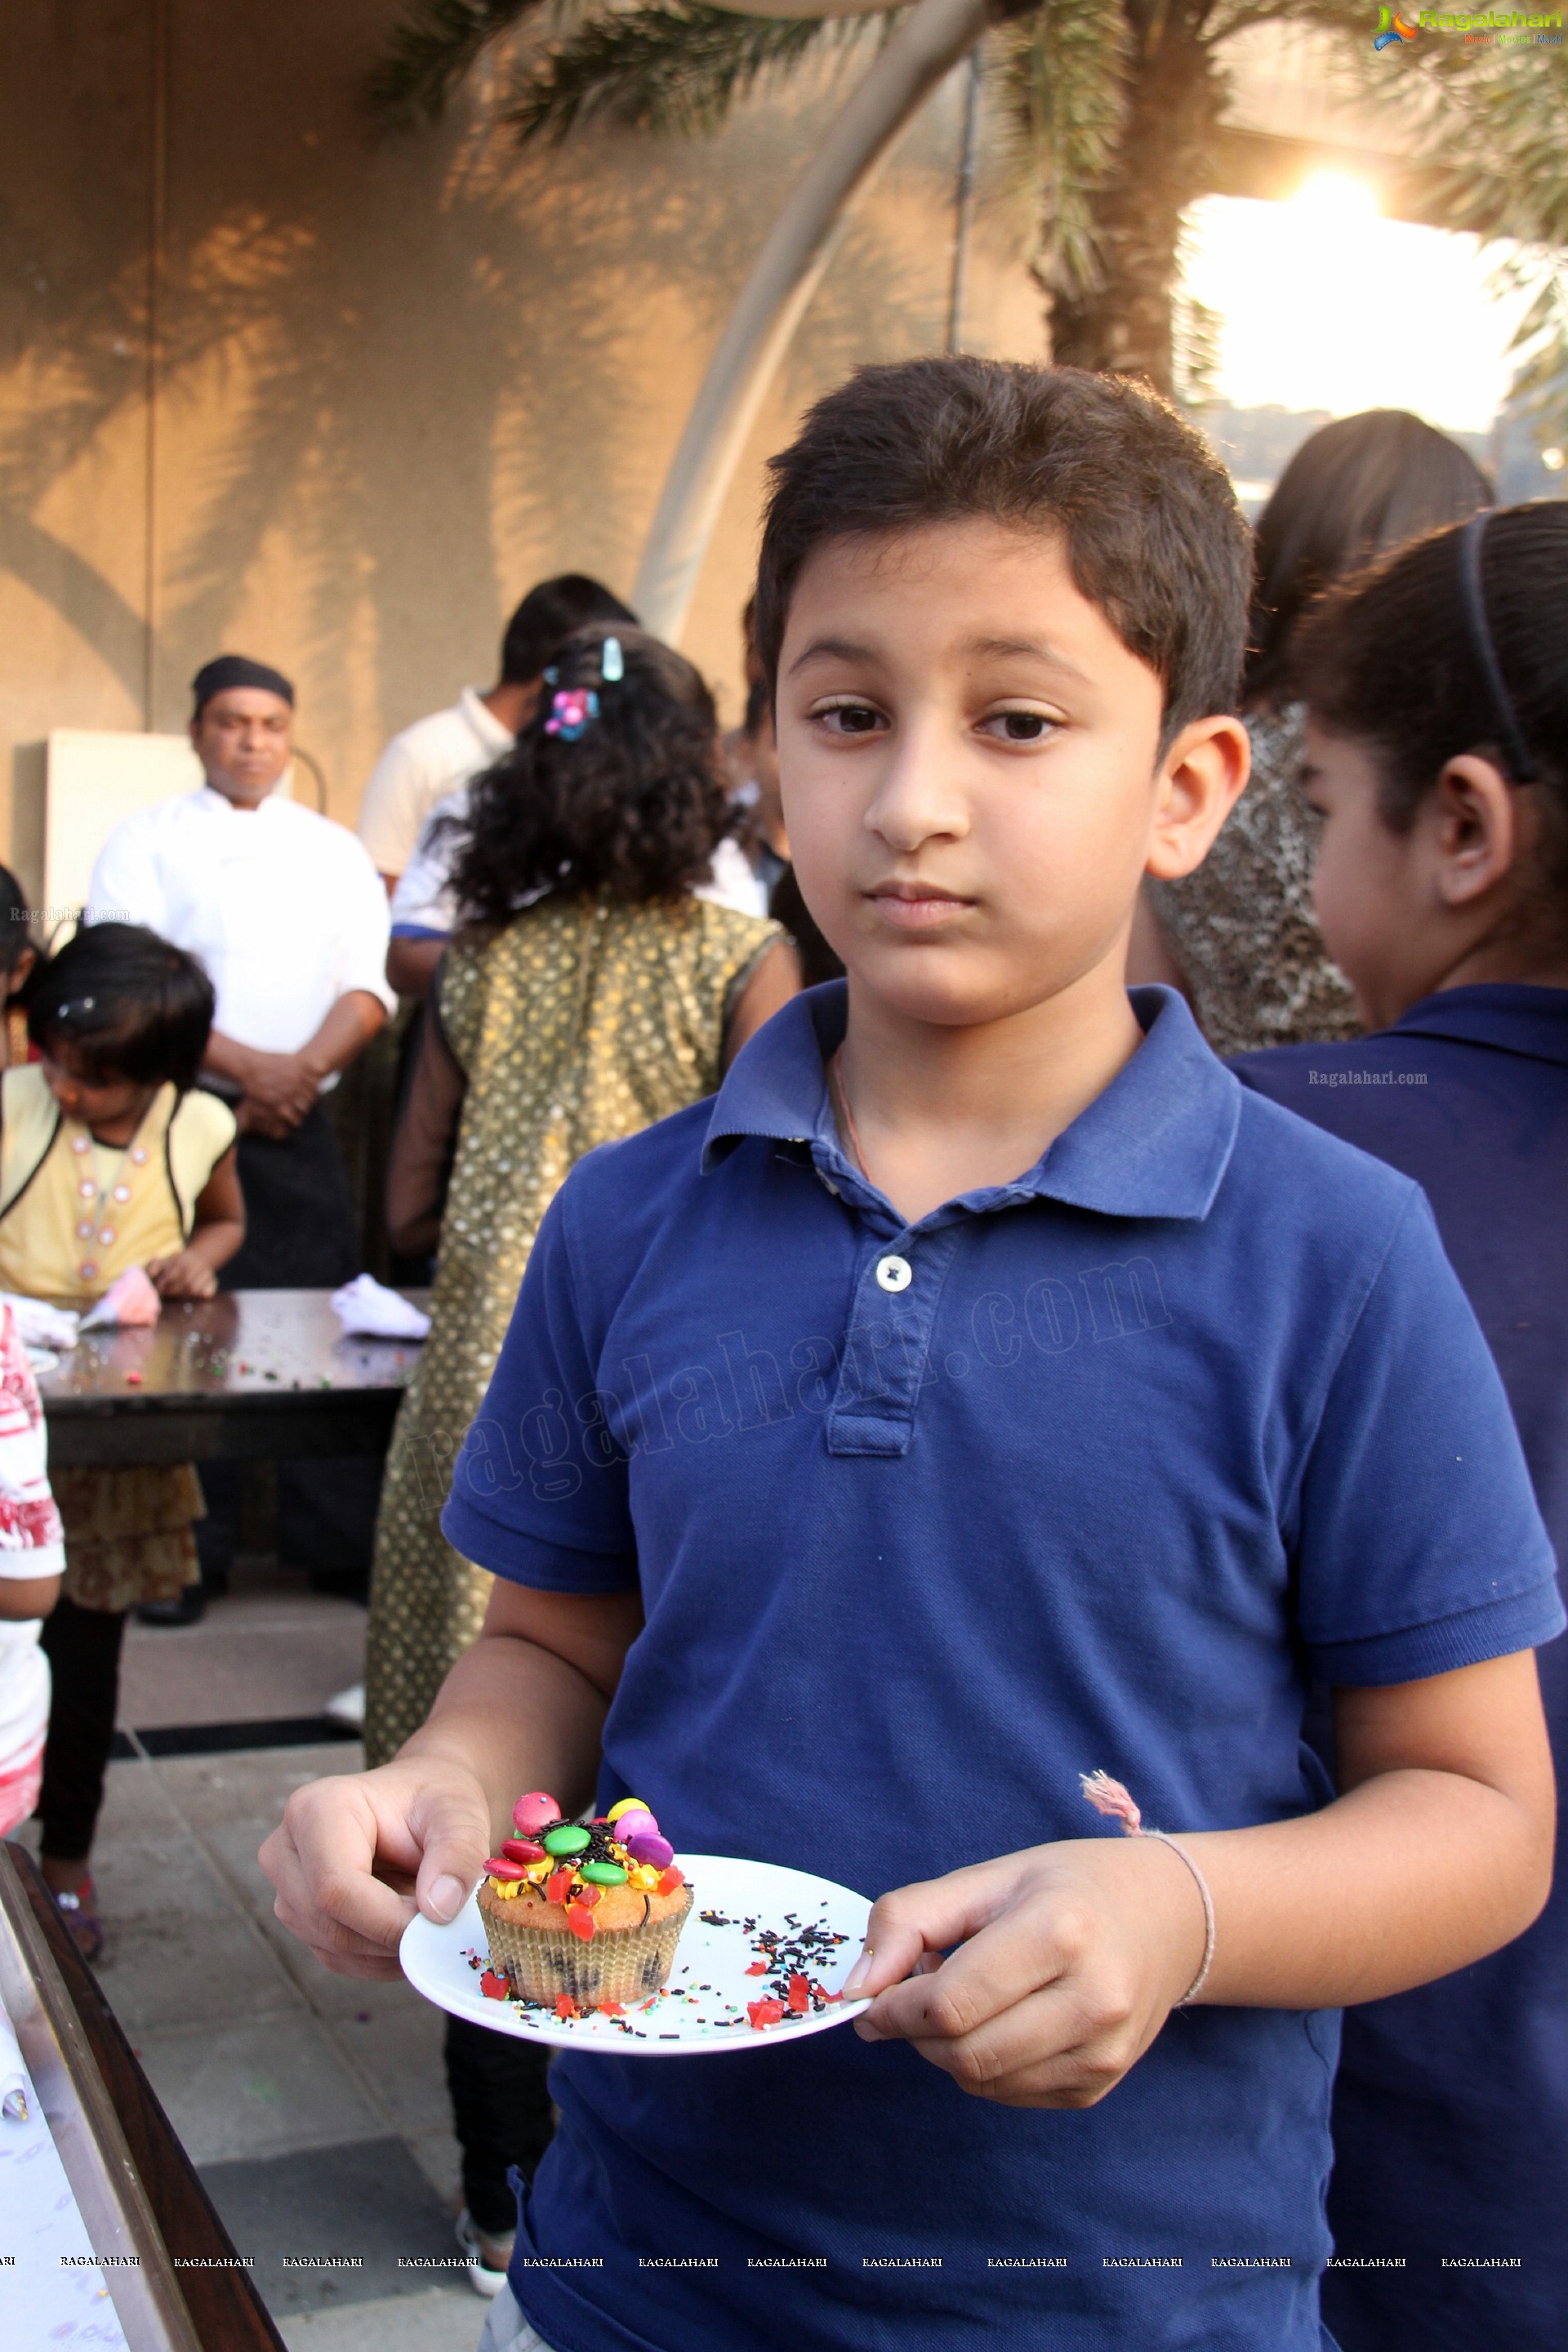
top-left (87, 787), bottom-right (396, 1062)
top-left (390, 786), bottom-right (770, 942)
top-left (357, 689), bottom-right (514, 880)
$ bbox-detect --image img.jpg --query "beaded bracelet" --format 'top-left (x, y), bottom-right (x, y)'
top-left (1080, 1771), bottom-right (1217, 2007)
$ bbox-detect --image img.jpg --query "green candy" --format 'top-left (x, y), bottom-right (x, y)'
top-left (579, 1860), bottom-right (628, 1886)
top-left (541, 1823), bottom-right (590, 1857)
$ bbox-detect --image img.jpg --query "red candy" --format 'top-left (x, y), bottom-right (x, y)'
top-left (787, 1972), bottom-right (810, 2014)
top-left (555, 1994), bottom-right (580, 2020)
top-left (566, 1903), bottom-right (597, 1941)
top-left (480, 1970), bottom-right (511, 2000)
top-left (545, 1868), bottom-right (575, 1906)
top-left (656, 1865), bottom-right (684, 1895)
top-left (513, 1792), bottom-right (563, 1837)
top-left (483, 1857), bottom-right (528, 1882)
top-left (746, 1998), bottom-right (785, 2030)
top-left (501, 1838), bottom-right (546, 1865)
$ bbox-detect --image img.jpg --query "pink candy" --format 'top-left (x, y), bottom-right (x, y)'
top-left (611, 1809), bottom-right (657, 1846)
top-left (512, 1792), bottom-right (562, 1836)
top-left (625, 1831), bottom-right (674, 1869)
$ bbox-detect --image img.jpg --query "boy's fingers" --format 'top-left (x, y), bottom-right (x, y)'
top-left (264, 1784), bottom-right (417, 1956)
top-left (841, 1864), bottom-right (1012, 1998)
top-left (407, 1782), bottom-right (491, 1925)
top-left (855, 1912), bottom-right (1076, 2046)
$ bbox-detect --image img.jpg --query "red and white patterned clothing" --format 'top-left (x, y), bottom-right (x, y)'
top-left (0, 1302), bottom-right (64, 1833)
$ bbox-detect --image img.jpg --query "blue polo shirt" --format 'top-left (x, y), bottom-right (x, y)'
top-left (1236, 986), bottom-right (1568, 2352)
top-left (444, 984), bottom-right (1560, 2352)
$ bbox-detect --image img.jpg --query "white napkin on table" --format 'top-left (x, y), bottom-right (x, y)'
top-left (331, 1273), bottom-right (430, 1341)
top-left (0, 1295), bottom-right (80, 1352)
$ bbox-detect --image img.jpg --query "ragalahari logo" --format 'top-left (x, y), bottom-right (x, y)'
top-left (1374, 5), bottom-right (1419, 41)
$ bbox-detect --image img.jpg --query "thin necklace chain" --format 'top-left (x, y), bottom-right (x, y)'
top-left (828, 1047), bottom-right (872, 1184)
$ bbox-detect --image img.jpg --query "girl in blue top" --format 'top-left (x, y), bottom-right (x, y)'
top-left (1236, 502), bottom-right (1568, 2350)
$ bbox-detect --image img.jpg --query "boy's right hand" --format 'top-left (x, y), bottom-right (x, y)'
top-left (259, 1757), bottom-right (492, 1980)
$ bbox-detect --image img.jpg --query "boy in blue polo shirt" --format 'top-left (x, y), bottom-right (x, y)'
top-left (263, 362), bottom-right (1560, 2352)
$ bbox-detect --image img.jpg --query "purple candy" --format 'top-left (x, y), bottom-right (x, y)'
top-left (626, 1832), bottom-right (674, 1869)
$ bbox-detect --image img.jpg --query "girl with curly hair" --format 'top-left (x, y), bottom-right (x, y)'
top-left (361, 625), bottom-right (795, 2288)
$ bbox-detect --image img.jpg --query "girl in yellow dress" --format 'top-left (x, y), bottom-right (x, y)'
top-left (0, 923), bottom-right (244, 1954)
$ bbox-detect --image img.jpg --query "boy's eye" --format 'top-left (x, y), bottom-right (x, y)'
top-left (979, 710), bottom-right (1056, 744)
top-left (812, 700), bottom-right (885, 736)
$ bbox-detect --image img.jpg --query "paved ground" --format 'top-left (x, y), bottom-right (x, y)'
top-left (17, 1560), bottom-right (496, 2350)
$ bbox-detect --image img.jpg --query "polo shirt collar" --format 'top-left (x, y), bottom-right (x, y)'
top-left (1389, 982), bottom-right (1568, 1069)
top-left (704, 981), bottom-right (1239, 1223)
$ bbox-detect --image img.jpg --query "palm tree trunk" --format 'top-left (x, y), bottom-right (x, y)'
top-left (1048, 2), bottom-right (1220, 393)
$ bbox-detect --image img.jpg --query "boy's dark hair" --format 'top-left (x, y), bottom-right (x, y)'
top-left (499, 575), bottom-right (638, 686)
top-left (1247, 410), bottom-right (1489, 706)
top-left (1294, 502), bottom-right (1568, 880)
top-left (29, 923), bottom-right (216, 1094)
top-left (753, 359), bottom-right (1252, 743)
top-left (447, 625), bottom-right (734, 921)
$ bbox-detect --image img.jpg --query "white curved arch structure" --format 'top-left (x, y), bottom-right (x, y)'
top-left (632, 0), bottom-right (993, 640)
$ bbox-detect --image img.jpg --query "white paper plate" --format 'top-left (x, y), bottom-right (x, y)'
top-left (400, 1853), bottom-right (872, 2055)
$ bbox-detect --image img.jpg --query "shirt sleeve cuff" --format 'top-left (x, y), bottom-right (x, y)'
top-left (390, 923), bottom-right (450, 942)
top-left (1307, 1577), bottom-right (1566, 1686)
top-left (441, 1492), bottom-right (638, 1594)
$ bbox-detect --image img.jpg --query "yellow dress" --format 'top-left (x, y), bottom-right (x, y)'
top-left (363, 892), bottom-right (779, 1765)
top-left (0, 1067), bottom-right (236, 1611)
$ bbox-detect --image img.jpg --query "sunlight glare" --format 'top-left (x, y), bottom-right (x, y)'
top-left (1182, 191), bottom-right (1535, 433)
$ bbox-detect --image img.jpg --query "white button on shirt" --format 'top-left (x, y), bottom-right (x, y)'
top-left (875, 1254), bottom-right (913, 1293)
top-left (87, 787), bottom-right (395, 1061)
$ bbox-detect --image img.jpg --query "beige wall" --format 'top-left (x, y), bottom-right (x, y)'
top-left (0, 2), bottom-right (1043, 889)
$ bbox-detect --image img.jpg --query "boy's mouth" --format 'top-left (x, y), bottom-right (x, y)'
top-left (864, 881), bottom-right (973, 931)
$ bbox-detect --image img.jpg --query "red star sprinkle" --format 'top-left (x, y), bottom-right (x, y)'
top-left (480, 1971), bottom-right (511, 2001)
top-left (555, 1994), bottom-right (580, 2020)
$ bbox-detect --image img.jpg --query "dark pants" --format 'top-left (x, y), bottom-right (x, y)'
top-left (444, 2018), bottom-right (556, 2235)
top-left (201, 1102), bottom-right (380, 1596)
top-left (37, 1597), bottom-right (127, 1862)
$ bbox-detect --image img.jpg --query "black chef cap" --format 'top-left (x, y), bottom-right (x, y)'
top-left (191, 654), bottom-right (296, 716)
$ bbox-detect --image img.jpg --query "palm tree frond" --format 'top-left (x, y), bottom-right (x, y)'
top-left (503, 6), bottom-right (893, 147)
top-left (995, 0), bottom-right (1127, 301)
top-left (368, 0), bottom-right (554, 129)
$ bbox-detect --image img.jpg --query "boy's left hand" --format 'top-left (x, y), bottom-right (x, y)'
top-left (844, 1838), bottom-right (1207, 2109)
top-left (146, 1250), bottom-right (219, 1300)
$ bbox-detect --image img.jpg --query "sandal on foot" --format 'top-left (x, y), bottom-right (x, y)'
top-left (49, 1875), bottom-right (104, 1963)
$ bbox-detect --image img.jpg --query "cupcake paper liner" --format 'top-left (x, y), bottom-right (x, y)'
top-left (481, 1887), bottom-right (694, 2007)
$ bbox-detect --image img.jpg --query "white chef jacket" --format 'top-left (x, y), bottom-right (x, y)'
top-left (87, 786), bottom-right (396, 1063)
top-left (389, 786), bottom-right (770, 945)
top-left (356, 688), bottom-right (514, 879)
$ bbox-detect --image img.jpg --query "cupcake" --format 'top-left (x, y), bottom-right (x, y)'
top-left (477, 1793), bottom-right (693, 2011)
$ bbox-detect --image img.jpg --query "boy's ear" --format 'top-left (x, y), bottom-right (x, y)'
top-left (1429, 753), bottom-right (1518, 908)
top-left (1144, 716), bottom-right (1251, 883)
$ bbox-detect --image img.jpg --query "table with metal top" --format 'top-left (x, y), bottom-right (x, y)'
top-left (33, 1289), bottom-right (425, 1469)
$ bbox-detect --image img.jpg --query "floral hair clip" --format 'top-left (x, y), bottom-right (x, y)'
top-left (545, 688), bottom-right (599, 742)
top-left (600, 635), bottom-right (624, 683)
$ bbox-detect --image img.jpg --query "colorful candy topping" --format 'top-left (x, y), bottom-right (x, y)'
top-left (512, 1792), bottom-right (563, 1836)
top-left (483, 1796), bottom-right (682, 1940)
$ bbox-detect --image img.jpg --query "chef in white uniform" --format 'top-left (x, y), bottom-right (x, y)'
top-left (87, 654), bottom-right (395, 1619)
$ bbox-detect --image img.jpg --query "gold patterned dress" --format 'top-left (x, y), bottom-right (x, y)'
top-left (363, 892), bottom-right (778, 1765)
top-left (1147, 707), bottom-right (1361, 1058)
